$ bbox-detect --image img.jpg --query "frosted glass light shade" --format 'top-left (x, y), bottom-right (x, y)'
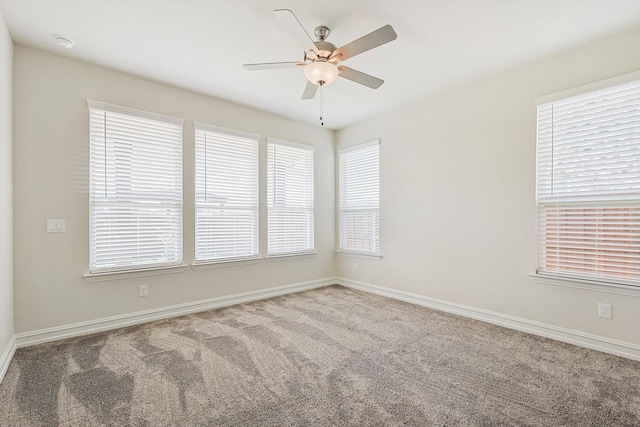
top-left (304, 61), bottom-right (339, 86)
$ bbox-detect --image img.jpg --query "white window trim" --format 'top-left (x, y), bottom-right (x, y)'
top-left (535, 70), bottom-right (640, 106)
top-left (529, 273), bottom-right (640, 298)
top-left (84, 264), bottom-right (187, 282)
top-left (87, 100), bottom-right (183, 125)
top-left (193, 122), bottom-right (259, 141)
top-left (336, 250), bottom-right (383, 260)
top-left (267, 137), bottom-right (317, 152)
top-left (265, 251), bottom-right (318, 262)
top-left (338, 139), bottom-right (380, 153)
top-left (191, 256), bottom-right (264, 270)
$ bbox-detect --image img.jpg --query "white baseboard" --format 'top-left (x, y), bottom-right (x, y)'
top-left (15, 277), bottom-right (336, 348)
top-left (0, 335), bottom-right (17, 384)
top-left (13, 276), bottom-right (639, 364)
top-left (337, 277), bottom-right (640, 362)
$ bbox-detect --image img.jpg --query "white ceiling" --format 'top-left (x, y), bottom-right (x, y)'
top-left (1, 0), bottom-right (639, 130)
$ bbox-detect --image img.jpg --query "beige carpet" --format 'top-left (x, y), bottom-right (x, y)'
top-left (0, 285), bottom-right (639, 426)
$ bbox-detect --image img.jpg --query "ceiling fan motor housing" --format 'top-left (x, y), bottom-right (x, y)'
top-left (305, 40), bottom-right (337, 62)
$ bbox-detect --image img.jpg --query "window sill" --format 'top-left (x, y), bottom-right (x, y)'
top-left (529, 273), bottom-right (640, 297)
top-left (191, 257), bottom-right (263, 270)
top-left (84, 264), bottom-right (187, 282)
top-left (336, 250), bottom-right (383, 260)
top-left (265, 251), bottom-right (318, 262)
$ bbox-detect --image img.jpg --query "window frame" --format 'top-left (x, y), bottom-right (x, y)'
top-left (532, 71), bottom-right (640, 294)
top-left (87, 100), bottom-right (184, 276)
top-left (337, 140), bottom-right (381, 258)
top-left (266, 137), bottom-right (316, 258)
top-left (194, 123), bottom-right (260, 265)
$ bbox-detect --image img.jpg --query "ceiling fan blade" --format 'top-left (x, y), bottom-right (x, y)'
top-left (243, 61), bottom-right (303, 71)
top-left (331, 25), bottom-right (397, 61)
top-left (274, 9), bottom-right (320, 55)
top-left (302, 81), bottom-right (318, 99)
top-left (338, 66), bottom-right (384, 89)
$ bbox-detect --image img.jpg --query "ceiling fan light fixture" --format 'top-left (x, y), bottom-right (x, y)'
top-left (304, 61), bottom-right (339, 86)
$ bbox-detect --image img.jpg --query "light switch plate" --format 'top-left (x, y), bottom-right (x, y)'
top-left (47, 219), bottom-right (65, 233)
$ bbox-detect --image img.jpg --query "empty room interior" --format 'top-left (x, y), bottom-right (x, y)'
top-left (0, 0), bottom-right (639, 425)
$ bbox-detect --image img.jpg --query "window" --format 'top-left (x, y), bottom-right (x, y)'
top-left (88, 101), bottom-right (183, 273)
top-left (267, 138), bottom-right (315, 256)
top-left (536, 78), bottom-right (640, 286)
top-left (195, 124), bottom-right (259, 262)
top-left (338, 141), bottom-right (380, 255)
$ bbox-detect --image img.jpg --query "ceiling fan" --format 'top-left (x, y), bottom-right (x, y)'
top-left (243, 9), bottom-right (397, 100)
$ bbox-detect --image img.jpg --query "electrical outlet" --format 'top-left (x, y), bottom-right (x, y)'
top-left (353, 262), bottom-right (358, 272)
top-left (598, 303), bottom-right (612, 319)
top-left (139, 284), bottom-right (148, 297)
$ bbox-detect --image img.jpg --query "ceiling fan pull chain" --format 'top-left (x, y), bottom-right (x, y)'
top-left (319, 82), bottom-right (324, 126)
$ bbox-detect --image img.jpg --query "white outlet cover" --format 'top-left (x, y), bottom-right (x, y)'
top-left (598, 303), bottom-right (612, 319)
top-left (139, 284), bottom-right (148, 297)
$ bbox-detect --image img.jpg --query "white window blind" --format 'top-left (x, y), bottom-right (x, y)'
top-left (195, 124), bottom-right (259, 262)
top-left (536, 79), bottom-right (640, 285)
top-left (88, 101), bottom-right (183, 273)
top-left (267, 139), bottom-right (315, 256)
top-left (339, 141), bottom-right (380, 254)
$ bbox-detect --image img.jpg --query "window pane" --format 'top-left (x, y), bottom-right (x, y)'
top-left (339, 142), bottom-right (380, 254)
top-left (538, 205), bottom-right (640, 281)
top-left (267, 140), bottom-right (314, 255)
top-left (89, 103), bottom-right (183, 273)
top-left (195, 127), bottom-right (258, 261)
top-left (340, 210), bottom-right (380, 253)
top-left (536, 80), bottom-right (640, 284)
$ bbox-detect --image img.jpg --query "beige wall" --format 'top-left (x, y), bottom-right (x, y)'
top-left (336, 27), bottom-right (640, 345)
top-left (0, 10), bottom-right (14, 358)
top-left (12, 46), bottom-right (335, 333)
